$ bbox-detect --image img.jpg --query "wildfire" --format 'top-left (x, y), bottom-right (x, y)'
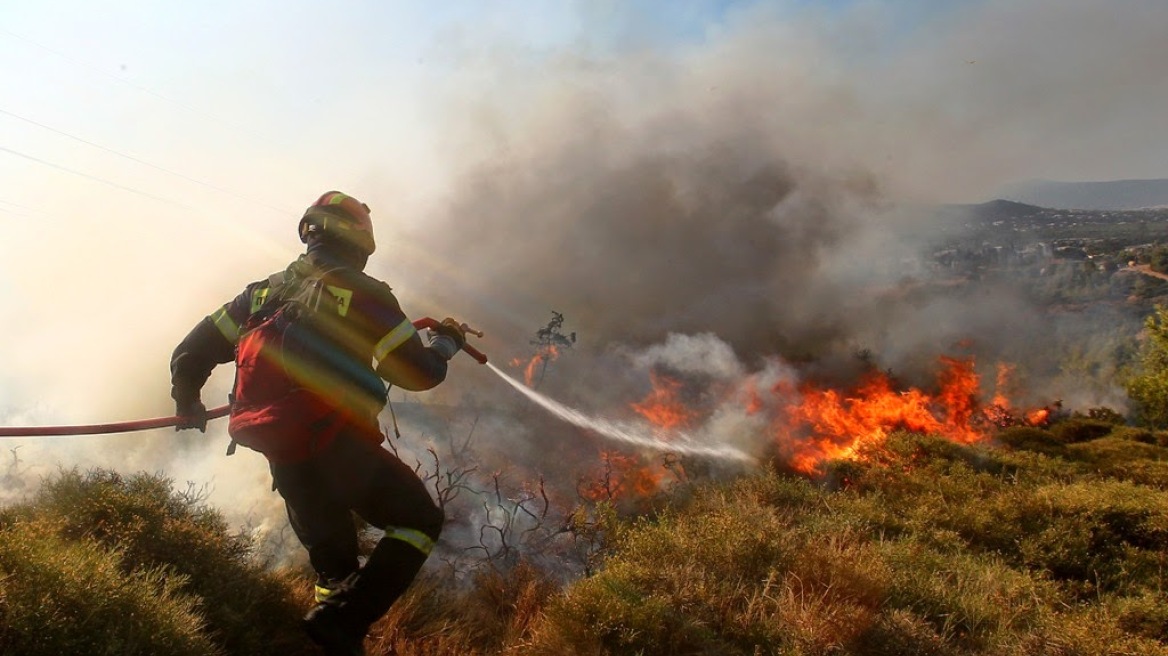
top-left (581, 451), bottom-right (672, 501)
top-left (630, 372), bottom-right (698, 432)
top-left (511, 345), bottom-right (561, 387)
top-left (578, 353), bottom-right (1054, 500)
top-left (579, 373), bottom-right (697, 501)
top-left (1026, 407), bottom-right (1052, 426)
top-left (775, 357), bottom-right (992, 474)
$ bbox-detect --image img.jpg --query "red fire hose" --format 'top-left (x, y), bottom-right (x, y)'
top-left (0, 405), bottom-right (234, 438)
top-left (0, 317), bottom-right (486, 438)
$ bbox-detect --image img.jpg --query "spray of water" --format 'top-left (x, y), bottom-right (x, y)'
top-left (487, 363), bottom-right (756, 463)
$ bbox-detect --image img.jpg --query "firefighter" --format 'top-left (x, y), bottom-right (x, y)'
top-left (170, 191), bottom-right (464, 655)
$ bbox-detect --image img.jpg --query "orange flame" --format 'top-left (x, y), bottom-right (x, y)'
top-left (581, 451), bottom-right (670, 501)
top-left (584, 353), bottom-right (1053, 500)
top-left (1026, 407), bottom-right (1051, 426)
top-left (991, 362), bottom-right (1015, 408)
top-left (514, 345), bottom-right (561, 387)
top-left (630, 372), bottom-right (698, 432)
top-left (775, 356), bottom-right (996, 475)
top-left (580, 373), bottom-right (698, 501)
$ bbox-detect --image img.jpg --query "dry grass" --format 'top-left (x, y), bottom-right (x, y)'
top-left (3, 422), bottom-right (1167, 655)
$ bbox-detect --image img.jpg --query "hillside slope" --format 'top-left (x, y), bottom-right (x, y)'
top-left (3, 421), bottom-right (1167, 655)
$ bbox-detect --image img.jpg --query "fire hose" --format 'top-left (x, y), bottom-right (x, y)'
top-left (0, 317), bottom-right (486, 438)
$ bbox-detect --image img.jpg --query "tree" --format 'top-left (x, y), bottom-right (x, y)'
top-left (526, 312), bottom-right (576, 389)
top-left (1124, 304), bottom-right (1168, 428)
top-left (1151, 245), bottom-right (1168, 275)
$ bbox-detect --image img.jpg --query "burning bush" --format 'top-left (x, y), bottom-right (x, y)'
top-left (520, 430), bottom-right (1168, 655)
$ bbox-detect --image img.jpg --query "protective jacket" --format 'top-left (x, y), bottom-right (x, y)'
top-left (170, 250), bottom-right (448, 459)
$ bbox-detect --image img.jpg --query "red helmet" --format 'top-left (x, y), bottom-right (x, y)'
top-left (299, 191), bottom-right (376, 255)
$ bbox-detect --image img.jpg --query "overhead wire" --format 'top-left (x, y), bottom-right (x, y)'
top-left (0, 144), bottom-right (196, 211)
top-left (0, 27), bottom-right (302, 220)
top-left (0, 142), bottom-right (295, 262)
top-left (0, 107), bottom-right (294, 215)
top-left (0, 27), bottom-right (285, 152)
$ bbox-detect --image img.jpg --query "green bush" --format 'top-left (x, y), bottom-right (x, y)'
top-left (1065, 437), bottom-right (1168, 488)
top-left (1086, 407), bottom-right (1127, 425)
top-left (1050, 417), bottom-right (1116, 443)
top-left (2, 469), bottom-right (310, 656)
top-left (1125, 305), bottom-right (1168, 428)
top-left (878, 541), bottom-right (1055, 651)
top-left (997, 426), bottom-right (1066, 456)
top-left (1107, 426), bottom-right (1157, 443)
top-left (7, 429), bottom-right (1168, 656)
top-left (0, 519), bottom-right (215, 656)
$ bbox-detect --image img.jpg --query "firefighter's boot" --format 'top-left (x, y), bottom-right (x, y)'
top-left (315, 575), bottom-right (348, 603)
top-left (303, 575), bottom-right (367, 656)
top-left (303, 601), bottom-right (366, 656)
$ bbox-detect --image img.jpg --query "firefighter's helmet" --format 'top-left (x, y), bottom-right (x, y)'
top-left (299, 191), bottom-right (376, 255)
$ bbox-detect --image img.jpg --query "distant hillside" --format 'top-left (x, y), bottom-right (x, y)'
top-left (998, 179), bottom-right (1168, 210)
top-left (939, 198), bottom-right (1168, 229)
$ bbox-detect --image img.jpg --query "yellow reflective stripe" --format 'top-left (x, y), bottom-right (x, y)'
top-left (373, 319), bottom-right (416, 363)
top-left (386, 527), bottom-right (435, 555)
top-left (250, 287), bottom-right (270, 313)
top-left (210, 307), bottom-right (239, 343)
top-left (314, 584), bottom-right (338, 603)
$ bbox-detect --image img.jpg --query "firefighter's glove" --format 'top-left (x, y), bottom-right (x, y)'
top-left (429, 318), bottom-right (466, 361)
top-left (175, 399), bottom-right (208, 433)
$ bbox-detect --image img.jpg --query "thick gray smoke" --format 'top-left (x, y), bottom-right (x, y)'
top-left (4, 0), bottom-right (1164, 571)
top-left (389, 0), bottom-right (1165, 400)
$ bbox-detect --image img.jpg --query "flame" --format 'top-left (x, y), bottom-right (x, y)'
top-left (991, 362), bottom-right (1015, 408)
top-left (580, 373), bottom-right (698, 501)
top-left (1026, 407), bottom-right (1051, 426)
top-left (581, 352), bottom-right (1054, 500)
top-left (513, 345), bottom-right (561, 387)
top-left (581, 451), bottom-right (670, 501)
top-left (630, 372), bottom-right (698, 432)
top-left (774, 356), bottom-right (999, 475)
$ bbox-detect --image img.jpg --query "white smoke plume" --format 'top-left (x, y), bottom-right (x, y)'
top-left (3, 0), bottom-right (1165, 565)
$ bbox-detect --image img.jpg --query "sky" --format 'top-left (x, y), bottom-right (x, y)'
top-left (1, 0), bottom-right (1166, 525)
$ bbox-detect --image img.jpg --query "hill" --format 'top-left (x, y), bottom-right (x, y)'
top-left (998, 179), bottom-right (1168, 211)
top-left (939, 198), bottom-right (1168, 232)
top-left (3, 420), bottom-right (1167, 655)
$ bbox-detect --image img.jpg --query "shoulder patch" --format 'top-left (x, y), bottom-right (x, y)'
top-left (325, 285), bottom-right (353, 317)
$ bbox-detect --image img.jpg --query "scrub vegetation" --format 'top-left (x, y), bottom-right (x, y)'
top-left (2, 418), bottom-right (1167, 655)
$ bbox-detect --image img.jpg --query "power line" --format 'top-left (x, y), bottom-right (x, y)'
top-left (0, 106), bottom-right (294, 214)
top-left (0, 144), bottom-right (193, 210)
top-left (0, 27), bottom-right (290, 160)
top-left (0, 197), bottom-right (31, 209)
top-left (0, 197), bottom-right (36, 219)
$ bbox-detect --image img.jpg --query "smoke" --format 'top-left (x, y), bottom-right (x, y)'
top-left (388, 0), bottom-right (1166, 395)
top-left (4, 0), bottom-right (1165, 568)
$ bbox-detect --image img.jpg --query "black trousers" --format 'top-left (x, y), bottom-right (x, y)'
top-left (270, 426), bottom-right (444, 628)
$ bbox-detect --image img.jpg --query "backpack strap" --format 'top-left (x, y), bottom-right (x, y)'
top-left (262, 264), bottom-right (347, 314)
top-left (229, 270), bottom-right (291, 457)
